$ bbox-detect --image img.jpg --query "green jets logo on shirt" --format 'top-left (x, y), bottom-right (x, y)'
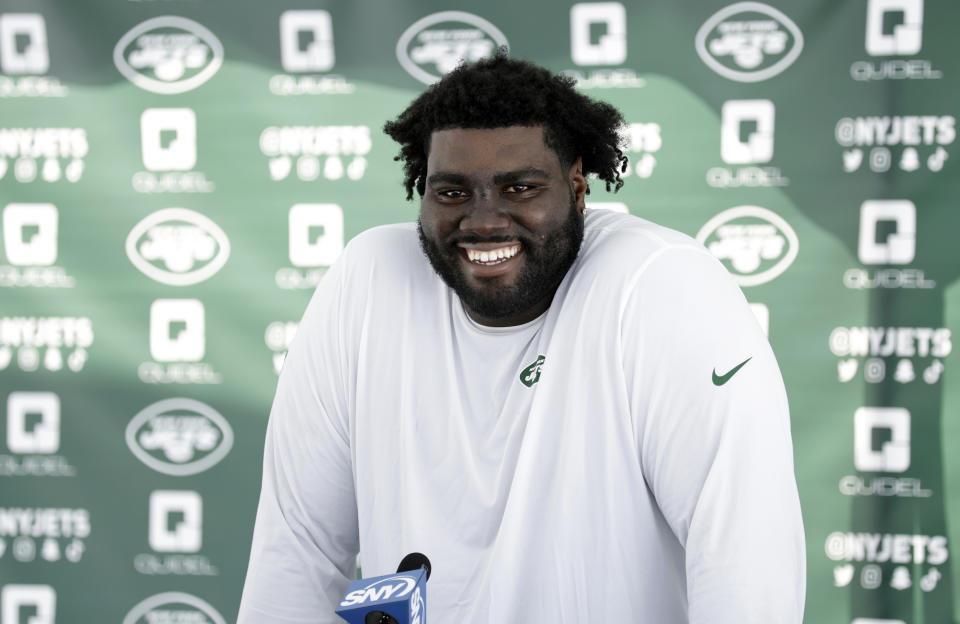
top-left (520, 355), bottom-right (545, 387)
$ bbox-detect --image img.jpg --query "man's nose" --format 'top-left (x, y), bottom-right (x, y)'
top-left (459, 195), bottom-right (510, 236)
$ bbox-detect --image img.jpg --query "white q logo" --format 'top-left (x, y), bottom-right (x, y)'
top-left (570, 3), bottom-right (627, 66)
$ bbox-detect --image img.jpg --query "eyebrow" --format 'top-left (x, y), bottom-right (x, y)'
top-left (426, 168), bottom-right (553, 187)
top-left (426, 172), bottom-right (468, 187)
top-left (493, 168), bottom-right (552, 184)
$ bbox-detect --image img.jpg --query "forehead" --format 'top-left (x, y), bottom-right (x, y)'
top-left (426, 126), bottom-right (559, 176)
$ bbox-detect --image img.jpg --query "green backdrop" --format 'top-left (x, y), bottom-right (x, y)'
top-left (0, 1), bottom-right (957, 622)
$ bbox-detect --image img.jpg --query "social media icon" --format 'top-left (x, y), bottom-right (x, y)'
top-left (149, 299), bottom-right (205, 362)
top-left (288, 204), bottom-right (344, 267)
top-left (890, 566), bottom-right (911, 590)
top-left (570, 3), bottom-right (627, 66)
top-left (6, 392), bottom-right (59, 454)
top-left (140, 108), bottom-right (197, 171)
top-left (838, 358), bottom-right (859, 382)
top-left (2, 203), bottom-right (57, 266)
top-left (865, 0), bottom-right (923, 56)
top-left (843, 149), bottom-right (864, 172)
top-left (893, 359), bottom-right (915, 383)
top-left (864, 358), bottom-right (886, 383)
top-left (854, 407), bottom-right (910, 472)
top-left (149, 490), bottom-right (202, 552)
top-left (721, 100), bottom-right (775, 164)
top-left (869, 147), bottom-right (892, 172)
top-left (860, 564), bottom-right (882, 589)
top-left (833, 564), bottom-right (854, 587)
top-left (858, 200), bottom-right (915, 264)
top-left (280, 10), bottom-right (334, 73)
top-left (920, 567), bottom-right (941, 591)
top-left (0, 14), bottom-right (49, 75)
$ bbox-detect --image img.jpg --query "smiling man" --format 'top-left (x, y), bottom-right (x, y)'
top-left (239, 54), bottom-right (805, 623)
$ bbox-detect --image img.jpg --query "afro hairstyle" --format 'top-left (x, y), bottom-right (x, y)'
top-left (383, 51), bottom-right (628, 200)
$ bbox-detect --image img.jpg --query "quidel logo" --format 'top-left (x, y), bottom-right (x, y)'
top-left (270, 11), bottom-right (353, 95)
top-left (839, 407), bottom-right (931, 499)
top-left (858, 200), bottom-right (914, 265)
top-left (126, 398), bottom-right (233, 476)
top-left (0, 14), bottom-right (48, 75)
top-left (150, 299), bottom-right (204, 362)
top-left (114, 16), bottom-right (223, 94)
top-left (141, 108), bottom-right (195, 171)
top-left (0, 203), bottom-right (74, 290)
top-left (866, 0), bottom-right (923, 56)
top-left (126, 208), bottom-right (230, 286)
top-left (135, 108), bottom-right (212, 193)
top-left (138, 490), bottom-right (217, 576)
top-left (854, 407), bottom-right (910, 472)
top-left (280, 10), bottom-right (334, 73)
top-left (564, 2), bottom-right (644, 89)
top-left (695, 2), bottom-right (803, 82)
top-left (721, 100), bottom-right (774, 164)
top-left (852, 0), bottom-right (940, 80)
top-left (397, 11), bottom-right (508, 85)
top-left (141, 299), bottom-right (220, 384)
top-left (123, 592), bottom-right (226, 624)
top-left (149, 490), bottom-right (202, 552)
top-left (708, 100), bottom-right (788, 188)
top-left (0, 14), bottom-right (66, 98)
top-left (2, 391), bottom-right (75, 477)
top-left (276, 204), bottom-right (344, 290)
top-left (844, 200), bottom-right (935, 290)
top-left (571, 3), bottom-right (626, 66)
top-left (696, 206), bottom-right (798, 286)
top-left (3, 203), bottom-right (57, 266)
top-left (1, 585), bottom-right (56, 624)
top-left (6, 392), bottom-right (58, 454)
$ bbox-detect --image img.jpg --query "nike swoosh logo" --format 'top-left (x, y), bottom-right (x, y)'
top-left (712, 357), bottom-right (752, 386)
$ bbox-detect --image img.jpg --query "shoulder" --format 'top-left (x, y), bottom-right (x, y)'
top-left (576, 209), bottom-right (720, 284)
top-left (335, 222), bottom-right (429, 279)
top-left (344, 222), bottom-right (420, 259)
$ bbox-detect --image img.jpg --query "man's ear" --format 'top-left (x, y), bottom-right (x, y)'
top-left (569, 156), bottom-right (587, 214)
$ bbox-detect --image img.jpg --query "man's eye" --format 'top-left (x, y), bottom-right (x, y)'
top-left (504, 184), bottom-right (532, 194)
top-left (439, 189), bottom-right (467, 199)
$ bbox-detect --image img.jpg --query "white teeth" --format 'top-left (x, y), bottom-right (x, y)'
top-left (464, 244), bottom-right (521, 265)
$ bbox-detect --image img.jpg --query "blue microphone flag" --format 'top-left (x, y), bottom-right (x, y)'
top-left (335, 568), bottom-right (427, 624)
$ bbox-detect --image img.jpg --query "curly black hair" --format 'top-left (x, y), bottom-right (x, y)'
top-left (383, 52), bottom-right (628, 200)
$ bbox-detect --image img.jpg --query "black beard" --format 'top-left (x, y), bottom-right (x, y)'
top-left (418, 197), bottom-right (584, 322)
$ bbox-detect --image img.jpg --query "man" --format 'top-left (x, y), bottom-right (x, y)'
top-left (238, 54), bottom-right (805, 623)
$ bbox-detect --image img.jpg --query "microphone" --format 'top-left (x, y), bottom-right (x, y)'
top-left (335, 553), bottom-right (432, 624)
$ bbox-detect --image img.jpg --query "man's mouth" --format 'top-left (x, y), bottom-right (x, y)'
top-left (458, 243), bottom-right (522, 266)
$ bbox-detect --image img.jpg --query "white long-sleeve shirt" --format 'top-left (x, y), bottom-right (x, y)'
top-left (238, 209), bottom-right (806, 623)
